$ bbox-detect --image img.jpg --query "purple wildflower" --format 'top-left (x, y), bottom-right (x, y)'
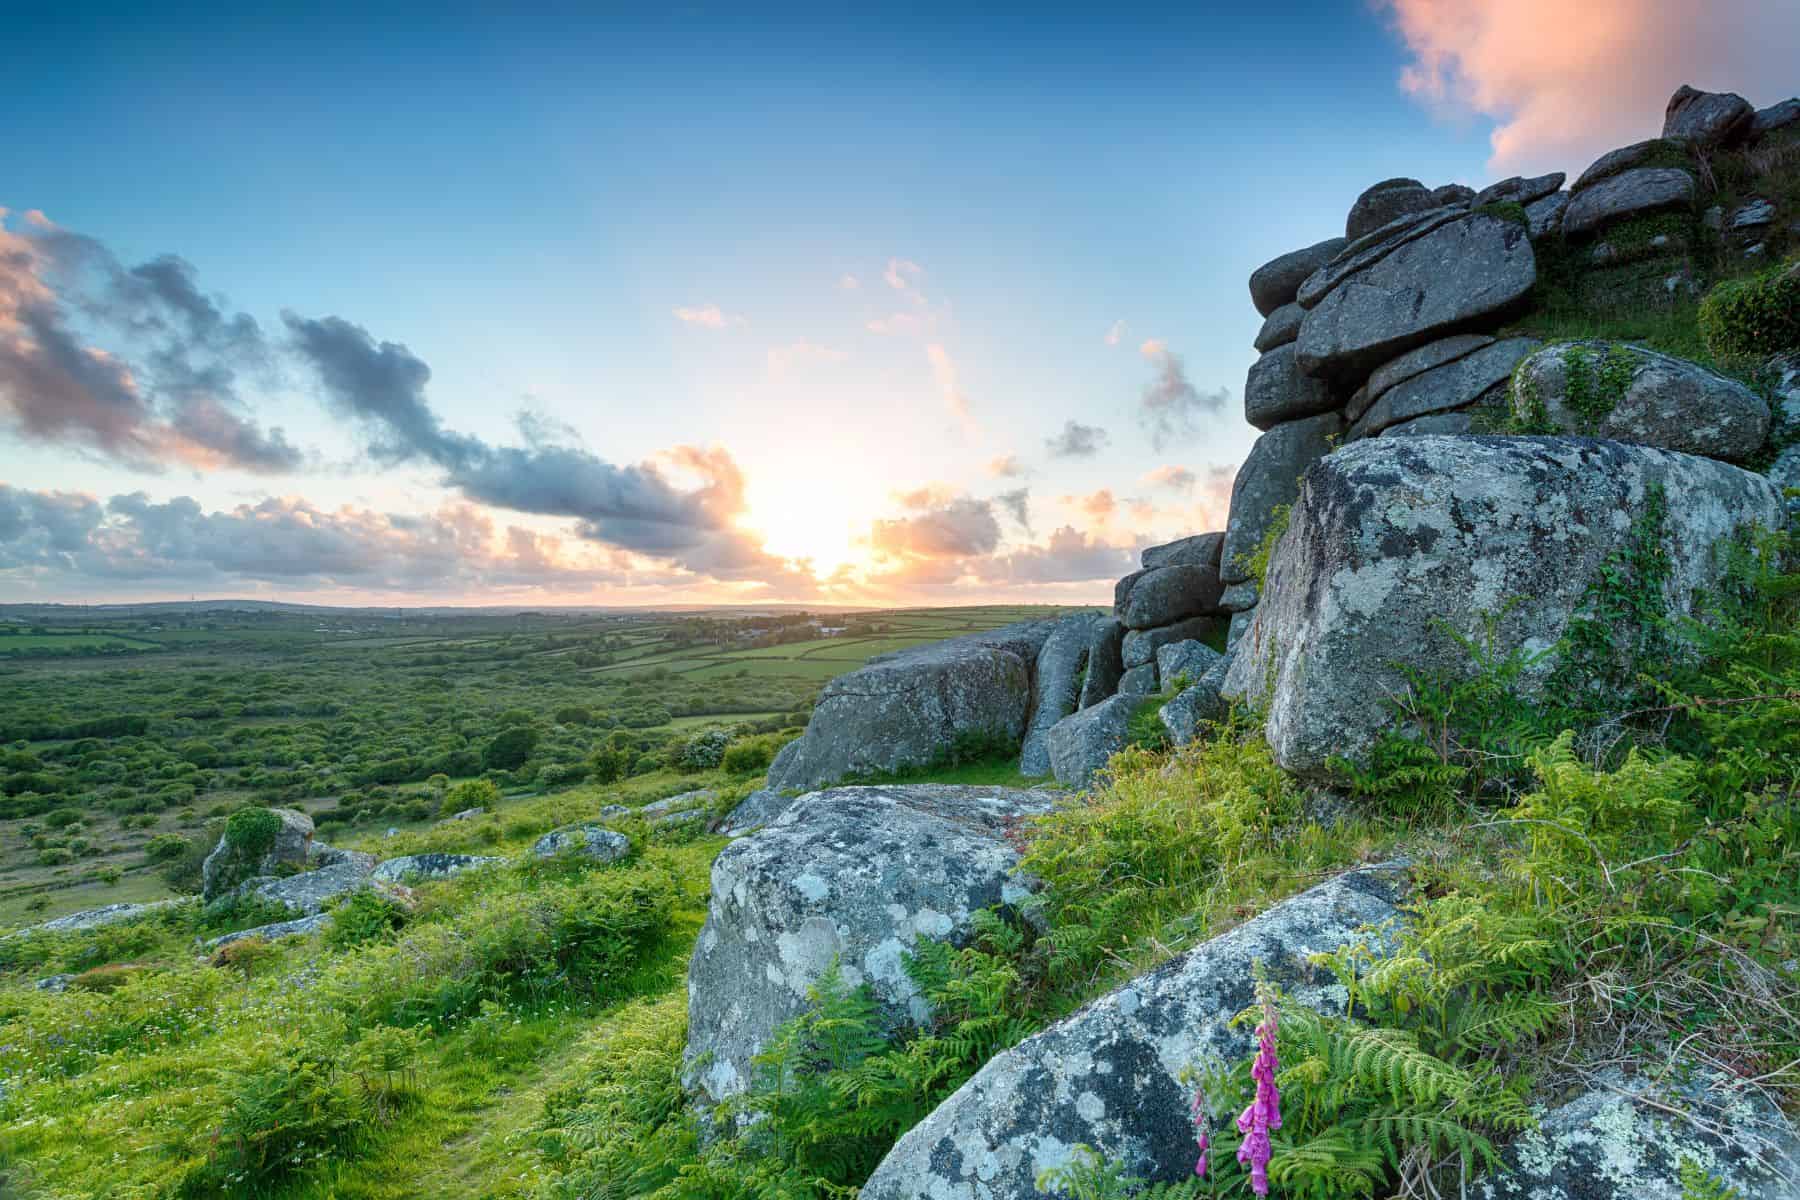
top-left (1235, 987), bottom-right (1281, 1196)
top-left (1190, 1088), bottom-right (1211, 1178)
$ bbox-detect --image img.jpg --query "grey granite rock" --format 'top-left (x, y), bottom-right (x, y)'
top-left (765, 621), bottom-right (1057, 791)
top-left (1122, 616), bottom-right (1221, 669)
top-left (1295, 212), bottom-right (1536, 381)
top-left (1224, 437), bottom-right (1786, 777)
top-left (1512, 341), bottom-right (1771, 462)
top-left (1350, 337), bottom-right (1537, 439)
top-left (370, 853), bottom-right (504, 884)
top-left (1077, 617), bottom-right (1126, 709)
top-left (1046, 693), bottom-right (1138, 788)
top-left (1252, 301), bottom-right (1304, 353)
top-left (861, 866), bottom-right (1409, 1199)
top-left (1563, 168), bottom-right (1697, 238)
top-left (1248, 236), bottom-right (1348, 317)
top-left (1345, 177), bottom-right (1434, 239)
top-left (1140, 532), bottom-right (1224, 570)
top-left (1219, 411), bottom-right (1344, 583)
top-left (1473, 171), bottom-right (1565, 208)
top-left (1118, 564), bottom-right (1225, 630)
top-left (683, 784), bottom-right (1058, 1106)
top-left (1245, 342), bottom-right (1337, 430)
top-left (1020, 612), bottom-right (1106, 777)
top-left (1662, 84), bottom-right (1754, 147)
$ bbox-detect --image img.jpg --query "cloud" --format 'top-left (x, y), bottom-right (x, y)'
top-left (866, 310), bottom-right (935, 337)
top-left (1105, 319), bottom-right (1126, 347)
top-left (672, 303), bottom-right (744, 328)
top-left (1377, 0), bottom-right (1800, 174)
top-left (283, 311), bottom-right (807, 586)
top-left (925, 343), bottom-right (978, 436)
top-left (838, 273), bottom-right (860, 290)
top-left (0, 211), bottom-right (300, 474)
top-left (974, 525), bottom-right (1136, 585)
top-left (1067, 489), bottom-right (1117, 523)
top-left (1138, 339), bottom-right (1226, 451)
top-left (0, 483), bottom-right (634, 593)
top-left (1045, 419), bottom-right (1109, 459)
top-left (866, 495), bottom-right (1001, 560)
top-left (1142, 464), bottom-right (1196, 492)
top-left (986, 454), bottom-right (1027, 478)
top-left (766, 340), bottom-right (848, 377)
top-left (883, 258), bottom-right (926, 302)
top-left (994, 487), bottom-right (1031, 533)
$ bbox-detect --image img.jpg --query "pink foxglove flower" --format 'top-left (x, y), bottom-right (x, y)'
top-left (1235, 987), bottom-right (1281, 1196)
top-left (1191, 1089), bottom-right (1211, 1178)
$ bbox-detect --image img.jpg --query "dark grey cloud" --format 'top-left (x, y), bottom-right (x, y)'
top-left (1138, 341), bottom-right (1227, 451)
top-left (0, 483), bottom-right (636, 593)
top-left (282, 312), bottom-right (806, 585)
top-left (0, 214), bottom-right (300, 473)
top-left (1045, 419), bottom-right (1110, 459)
top-left (994, 487), bottom-right (1032, 534)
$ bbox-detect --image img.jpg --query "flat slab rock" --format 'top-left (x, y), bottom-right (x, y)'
top-left (765, 620), bottom-right (1057, 792)
top-left (1479, 1067), bottom-right (1800, 1200)
top-left (683, 783), bottom-right (1057, 1107)
top-left (1224, 436), bottom-right (1786, 777)
top-left (1296, 211), bottom-right (1535, 381)
top-left (371, 853), bottom-right (503, 884)
top-left (860, 865), bottom-right (1408, 1199)
top-left (6, 899), bottom-right (186, 939)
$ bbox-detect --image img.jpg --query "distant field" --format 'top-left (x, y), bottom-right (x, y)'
top-left (0, 602), bottom-right (1091, 928)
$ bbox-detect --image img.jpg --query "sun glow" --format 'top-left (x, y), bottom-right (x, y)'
top-left (741, 483), bottom-right (867, 577)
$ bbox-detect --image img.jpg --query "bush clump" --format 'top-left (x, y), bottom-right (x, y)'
top-left (223, 807), bottom-right (281, 860)
top-left (1698, 259), bottom-right (1800, 357)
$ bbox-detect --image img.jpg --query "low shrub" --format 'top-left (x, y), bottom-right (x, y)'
top-left (1698, 258), bottom-right (1800, 357)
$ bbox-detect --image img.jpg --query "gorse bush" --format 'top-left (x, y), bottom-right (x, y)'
top-left (1698, 258), bottom-right (1800, 357)
top-left (223, 806), bottom-right (282, 859)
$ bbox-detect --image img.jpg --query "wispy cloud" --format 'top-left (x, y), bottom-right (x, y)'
top-left (1104, 319), bottom-right (1126, 347)
top-left (1378, 0), bottom-right (1800, 173)
top-left (1141, 464), bottom-right (1196, 492)
top-left (766, 340), bottom-right (848, 377)
top-left (986, 454), bottom-right (1027, 478)
top-left (672, 303), bottom-right (745, 328)
top-left (1045, 419), bottom-right (1110, 459)
top-left (1138, 338), bottom-right (1226, 451)
top-left (925, 342), bottom-right (978, 436)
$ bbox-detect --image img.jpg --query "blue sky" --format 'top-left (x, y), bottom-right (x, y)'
top-left (2, 2), bottom-right (1793, 604)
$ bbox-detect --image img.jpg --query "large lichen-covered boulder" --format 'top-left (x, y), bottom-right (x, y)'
top-left (1479, 1067), bottom-right (1800, 1200)
top-left (1245, 342), bottom-right (1337, 430)
top-left (1117, 564), bottom-right (1224, 630)
top-left (237, 857), bottom-right (377, 916)
top-left (530, 824), bottom-right (632, 862)
top-left (1224, 437), bottom-right (1786, 777)
top-left (860, 865), bottom-right (1408, 1200)
top-left (1248, 236), bottom-right (1348, 317)
top-left (682, 784), bottom-right (1057, 1106)
top-left (1219, 411), bottom-right (1344, 584)
top-left (201, 807), bottom-right (316, 900)
top-left (1295, 211), bottom-right (1536, 381)
top-left (1562, 167), bottom-right (1696, 239)
top-left (1020, 613), bottom-right (1105, 777)
top-left (370, 853), bottom-right (503, 884)
top-left (765, 620), bottom-right (1057, 791)
top-left (1512, 341), bottom-right (1771, 462)
top-left (1046, 693), bottom-right (1136, 789)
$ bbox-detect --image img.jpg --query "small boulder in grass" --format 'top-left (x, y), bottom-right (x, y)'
top-left (530, 824), bottom-right (631, 863)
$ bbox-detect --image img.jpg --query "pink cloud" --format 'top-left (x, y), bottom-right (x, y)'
top-left (672, 303), bottom-right (744, 328)
top-left (1378, 0), bottom-right (1800, 175)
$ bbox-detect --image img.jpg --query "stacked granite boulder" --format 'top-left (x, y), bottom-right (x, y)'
top-left (1213, 83), bottom-right (1800, 639)
top-left (1037, 532), bottom-right (1233, 787)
